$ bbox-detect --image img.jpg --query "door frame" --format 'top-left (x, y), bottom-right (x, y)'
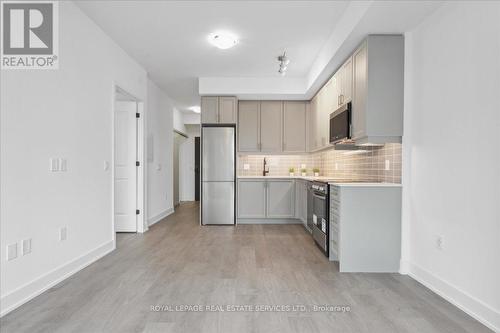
top-left (111, 84), bottom-right (146, 239)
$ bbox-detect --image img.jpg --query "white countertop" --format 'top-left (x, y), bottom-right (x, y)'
top-left (237, 175), bottom-right (401, 187)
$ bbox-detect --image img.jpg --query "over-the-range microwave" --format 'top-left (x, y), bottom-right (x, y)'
top-left (329, 102), bottom-right (351, 144)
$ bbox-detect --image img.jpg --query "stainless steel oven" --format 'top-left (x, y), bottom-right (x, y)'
top-left (310, 181), bottom-right (329, 257)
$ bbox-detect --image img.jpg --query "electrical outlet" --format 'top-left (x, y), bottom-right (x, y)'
top-left (59, 158), bottom-right (67, 172)
top-left (7, 243), bottom-right (17, 261)
top-left (49, 158), bottom-right (59, 172)
top-left (22, 239), bottom-right (32, 255)
top-left (436, 235), bottom-right (444, 250)
top-left (385, 159), bottom-right (391, 171)
top-left (59, 227), bottom-right (67, 241)
top-left (243, 163), bottom-right (250, 170)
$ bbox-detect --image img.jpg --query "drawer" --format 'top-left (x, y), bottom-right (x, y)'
top-left (330, 244), bottom-right (338, 260)
top-left (330, 185), bottom-right (340, 200)
top-left (330, 204), bottom-right (340, 216)
top-left (330, 224), bottom-right (338, 244)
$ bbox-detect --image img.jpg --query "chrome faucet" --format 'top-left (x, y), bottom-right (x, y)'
top-left (263, 157), bottom-right (269, 176)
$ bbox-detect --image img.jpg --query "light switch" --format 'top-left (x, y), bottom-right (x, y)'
top-left (243, 164), bottom-right (250, 170)
top-left (59, 158), bottom-right (67, 172)
top-left (7, 243), bottom-right (17, 261)
top-left (59, 227), bottom-right (67, 241)
top-left (49, 158), bottom-right (59, 172)
top-left (22, 239), bottom-right (32, 255)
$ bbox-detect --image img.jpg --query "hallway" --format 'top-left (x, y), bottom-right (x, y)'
top-left (0, 203), bottom-right (489, 332)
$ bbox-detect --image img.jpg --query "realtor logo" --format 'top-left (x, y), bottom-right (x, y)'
top-left (1, 1), bottom-right (58, 69)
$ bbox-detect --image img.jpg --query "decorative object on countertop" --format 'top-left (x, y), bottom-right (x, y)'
top-left (301, 168), bottom-right (307, 176)
top-left (313, 168), bottom-right (320, 177)
top-left (288, 167), bottom-right (295, 177)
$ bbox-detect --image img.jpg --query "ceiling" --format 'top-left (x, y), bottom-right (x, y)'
top-left (75, 0), bottom-right (350, 110)
top-left (76, 1), bottom-right (442, 112)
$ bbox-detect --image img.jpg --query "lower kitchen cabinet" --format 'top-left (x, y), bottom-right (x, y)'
top-left (237, 180), bottom-right (266, 218)
top-left (295, 180), bottom-right (308, 226)
top-left (329, 184), bottom-right (402, 272)
top-left (237, 179), bottom-right (296, 222)
top-left (266, 180), bottom-right (295, 218)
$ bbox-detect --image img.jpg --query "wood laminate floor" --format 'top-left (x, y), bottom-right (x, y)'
top-left (0, 202), bottom-right (491, 333)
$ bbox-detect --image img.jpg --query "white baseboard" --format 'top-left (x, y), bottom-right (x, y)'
top-left (148, 207), bottom-right (174, 227)
top-left (0, 240), bottom-right (115, 317)
top-left (399, 260), bottom-right (410, 275)
top-left (408, 262), bottom-right (500, 332)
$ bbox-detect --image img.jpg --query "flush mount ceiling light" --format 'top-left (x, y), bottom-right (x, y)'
top-left (277, 51), bottom-right (290, 76)
top-left (208, 31), bottom-right (238, 50)
top-left (189, 106), bottom-right (201, 113)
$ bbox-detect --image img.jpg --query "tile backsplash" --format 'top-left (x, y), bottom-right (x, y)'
top-left (237, 143), bottom-right (402, 183)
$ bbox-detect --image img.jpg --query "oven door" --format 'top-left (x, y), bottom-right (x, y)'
top-left (311, 192), bottom-right (329, 256)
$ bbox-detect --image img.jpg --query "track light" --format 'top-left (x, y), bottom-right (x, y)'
top-left (277, 52), bottom-right (290, 76)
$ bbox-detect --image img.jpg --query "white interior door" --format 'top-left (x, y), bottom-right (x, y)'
top-left (114, 101), bottom-right (137, 232)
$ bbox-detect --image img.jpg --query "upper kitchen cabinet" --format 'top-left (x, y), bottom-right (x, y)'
top-left (238, 101), bottom-right (260, 152)
top-left (260, 101), bottom-right (282, 153)
top-left (201, 96), bottom-right (237, 124)
top-left (338, 56), bottom-right (353, 108)
top-left (351, 35), bottom-right (404, 144)
top-left (283, 101), bottom-right (307, 153)
top-left (237, 100), bottom-right (307, 153)
top-left (201, 96), bottom-right (218, 123)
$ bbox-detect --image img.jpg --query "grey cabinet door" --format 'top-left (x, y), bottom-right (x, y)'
top-left (352, 42), bottom-right (367, 140)
top-left (219, 97), bottom-right (237, 124)
top-left (238, 101), bottom-right (260, 152)
top-left (341, 56), bottom-right (353, 105)
top-left (283, 101), bottom-right (306, 152)
top-left (201, 96), bottom-right (219, 124)
top-left (266, 180), bottom-right (295, 218)
top-left (237, 180), bottom-right (266, 218)
top-left (308, 96), bottom-right (318, 151)
top-left (260, 101), bottom-right (282, 153)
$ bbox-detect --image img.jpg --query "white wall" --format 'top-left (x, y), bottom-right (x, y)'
top-left (403, 2), bottom-right (500, 331)
top-left (173, 108), bottom-right (186, 133)
top-left (179, 125), bottom-right (201, 201)
top-left (146, 79), bottom-right (175, 225)
top-left (0, 2), bottom-right (153, 316)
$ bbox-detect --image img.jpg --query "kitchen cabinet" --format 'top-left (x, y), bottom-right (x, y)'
top-left (266, 180), bottom-right (295, 218)
top-left (219, 97), bottom-right (237, 123)
top-left (201, 96), bottom-right (218, 124)
top-left (260, 101), bottom-right (282, 153)
top-left (237, 178), bottom-right (296, 222)
top-left (295, 179), bottom-right (308, 226)
top-left (283, 101), bottom-right (306, 152)
top-left (201, 96), bottom-right (237, 124)
top-left (333, 56), bottom-right (353, 109)
top-left (351, 36), bottom-right (404, 144)
top-left (237, 180), bottom-right (266, 218)
top-left (237, 100), bottom-right (307, 153)
top-left (308, 95), bottom-right (318, 151)
top-left (309, 87), bottom-right (330, 152)
top-left (329, 184), bottom-right (402, 272)
top-left (238, 101), bottom-right (260, 152)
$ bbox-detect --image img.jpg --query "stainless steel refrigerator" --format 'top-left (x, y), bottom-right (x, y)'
top-left (201, 126), bottom-right (235, 225)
